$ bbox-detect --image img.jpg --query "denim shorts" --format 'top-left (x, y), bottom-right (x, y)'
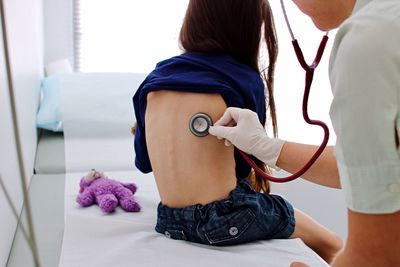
top-left (155, 178), bottom-right (295, 246)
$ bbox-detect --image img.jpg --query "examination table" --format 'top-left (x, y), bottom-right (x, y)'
top-left (6, 132), bottom-right (330, 267)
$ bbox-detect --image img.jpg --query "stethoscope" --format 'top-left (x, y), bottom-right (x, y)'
top-left (189, 0), bottom-right (330, 183)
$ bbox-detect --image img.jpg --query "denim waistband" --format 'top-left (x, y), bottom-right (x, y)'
top-left (157, 178), bottom-right (254, 223)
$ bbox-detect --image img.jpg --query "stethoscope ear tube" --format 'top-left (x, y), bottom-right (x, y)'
top-left (292, 35), bottom-right (329, 71)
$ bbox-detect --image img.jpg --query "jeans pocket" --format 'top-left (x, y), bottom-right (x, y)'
top-left (204, 208), bottom-right (255, 245)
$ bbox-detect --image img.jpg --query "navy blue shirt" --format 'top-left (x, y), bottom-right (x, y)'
top-left (133, 52), bottom-right (266, 178)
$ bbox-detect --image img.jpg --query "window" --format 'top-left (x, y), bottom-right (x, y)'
top-left (77, 0), bottom-right (189, 73)
top-left (76, 0), bottom-right (336, 144)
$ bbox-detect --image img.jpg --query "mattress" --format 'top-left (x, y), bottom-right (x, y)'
top-left (59, 170), bottom-right (329, 267)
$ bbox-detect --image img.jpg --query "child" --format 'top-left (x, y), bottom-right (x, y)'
top-left (133, 0), bottom-right (342, 263)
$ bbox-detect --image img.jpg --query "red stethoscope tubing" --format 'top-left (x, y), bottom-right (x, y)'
top-left (239, 35), bottom-right (330, 183)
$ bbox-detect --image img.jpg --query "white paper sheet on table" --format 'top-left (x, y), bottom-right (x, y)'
top-left (60, 73), bottom-right (146, 172)
top-left (59, 170), bottom-right (329, 267)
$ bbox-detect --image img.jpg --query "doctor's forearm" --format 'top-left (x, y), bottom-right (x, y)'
top-left (276, 142), bottom-right (341, 188)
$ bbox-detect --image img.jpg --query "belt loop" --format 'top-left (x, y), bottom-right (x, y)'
top-left (193, 204), bottom-right (201, 221)
top-left (195, 204), bottom-right (211, 222)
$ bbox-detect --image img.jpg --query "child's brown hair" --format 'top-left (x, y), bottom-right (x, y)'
top-left (179, 0), bottom-right (278, 193)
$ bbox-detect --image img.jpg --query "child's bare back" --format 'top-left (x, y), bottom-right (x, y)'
top-left (145, 90), bottom-right (236, 207)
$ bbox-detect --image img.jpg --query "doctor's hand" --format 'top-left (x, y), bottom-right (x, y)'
top-left (208, 107), bottom-right (285, 168)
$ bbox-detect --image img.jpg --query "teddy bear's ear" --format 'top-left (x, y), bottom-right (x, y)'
top-left (84, 170), bottom-right (97, 182)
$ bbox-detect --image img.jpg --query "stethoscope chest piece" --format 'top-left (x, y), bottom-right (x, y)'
top-left (189, 113), bottom-right (213, 137)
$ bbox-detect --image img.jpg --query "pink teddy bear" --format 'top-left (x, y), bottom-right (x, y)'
top-left (76, 170), bottom-right (141, 213)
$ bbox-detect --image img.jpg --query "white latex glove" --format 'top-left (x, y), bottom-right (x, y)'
top-left (208, 107), bottom-right (285, 168)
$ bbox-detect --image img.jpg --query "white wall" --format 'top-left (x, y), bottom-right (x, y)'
top-left (0, 33), bottom-right (21, 267)
top-left (43, 0), bottom-right (74, 68)
top-left (0, 0), bottom-right (43, 266)
top-left (6, 0), bottom-right (44, 180)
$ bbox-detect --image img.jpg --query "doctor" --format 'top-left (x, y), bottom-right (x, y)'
top-left (209, 0), bottom-right (400, 266)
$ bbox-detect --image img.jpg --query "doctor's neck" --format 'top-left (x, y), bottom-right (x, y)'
top-left (291, 0), bottom-right (357, 31)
